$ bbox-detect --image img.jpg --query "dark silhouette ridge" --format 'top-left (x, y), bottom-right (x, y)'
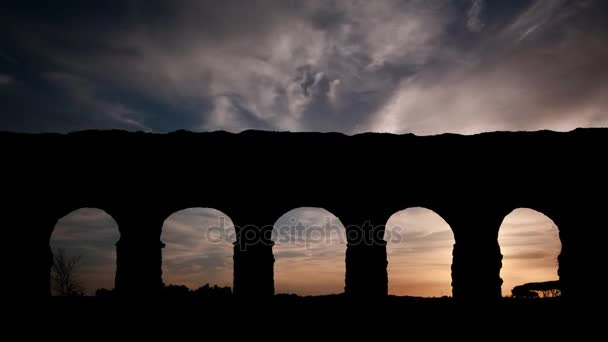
top-left (3, 128), bottom-right (606, 303)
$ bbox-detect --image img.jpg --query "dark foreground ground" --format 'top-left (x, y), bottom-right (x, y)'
top-left (9, 295), bottom-right (600, 338)
top-left (29, 296), bottom-right (581, 321)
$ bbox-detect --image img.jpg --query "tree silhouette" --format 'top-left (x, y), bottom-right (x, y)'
top-left (51, 248), bottom-right (84, 296)
top-left (511, 285), bottom-right (539, 298)
top-left (511, 280), bottom-right (561, 299)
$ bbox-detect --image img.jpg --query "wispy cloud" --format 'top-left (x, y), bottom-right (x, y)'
top-left (467, 0), bottom-right (485, 32)
top-left (44, 72), bottom-right (151, 131)
top-left (386, 208), bottom-right (453, 297)
top-left (505, 0), bottom-right (568, 42)
top-left (161, 208), bottom-right (235, 289)
top-left (499, 208), bottom-right (561, 294)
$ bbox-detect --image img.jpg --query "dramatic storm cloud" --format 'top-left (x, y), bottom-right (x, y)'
top-left (2, 0), bottom-right (607, 134)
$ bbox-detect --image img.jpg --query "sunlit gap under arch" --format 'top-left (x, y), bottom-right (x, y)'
top-left (273, 207), bottom-right (347, 296)
top-left (51, 208), bottom-right (120, 296)
top-left (161, 208), bottom-right (235, 290)
top-left (498, 208), bottom-right (561, 297)
top-left (386, 207), bottom-right (454, 298)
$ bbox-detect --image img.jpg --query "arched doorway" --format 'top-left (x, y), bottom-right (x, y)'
top-left (51, 208), bottom-right (119, 296)
top-left (273, 207), bottom-right (346, 296)
top-left (161, 208), bottom-right (235, 293)
top-left (498, 208), bottom-right (561, 298)
top-left (386, 207), bottom-right (454, 297)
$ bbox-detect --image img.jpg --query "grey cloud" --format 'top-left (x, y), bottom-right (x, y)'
top-left (467, 0), bottom-right (485, 32)
top-left (373, 0), bottom-right (608, 134)
top-left (502, 0), bottom-right (580, 42)
top-left (502, 229), bottom-right (555, 239)
top-left (3, 0), bottom-right (608, 134)
top-left (52, 208), bottom-right (119, 243)
top-left (1, 0), bottom-right (456, 133)
top-left (503, 250), bottom-right (549, 260)
top-left (164, 253), bottom-right (230, 272)
top-left (0, 74), bottom-right (13, 85)
top-left (274, 250), bottom-right (308, 259)
top-left (162, 208), bottom-right (236, 247)
top-left (44, 72), bottom-right (150, 131)
top-left (162, 249), bottom-right (233, 287)
top-left (501, 219), bottom-right (557, 230)
top-left (425, 229), bottom-right (455, 241)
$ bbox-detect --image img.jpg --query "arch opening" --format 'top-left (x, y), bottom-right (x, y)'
top-left (273, 207), bottom-right (347, 296)
top-left (498, 208), bottom-right (561, 298)
top-left (50, 208), bottom-right (120, 296)
top-left (161, 208), bottom-right (235, 294)
top-left (386, 207), bottom-right (454, 298)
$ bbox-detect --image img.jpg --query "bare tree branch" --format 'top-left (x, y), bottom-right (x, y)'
top-left (51, 248), bottom-right (84, 296)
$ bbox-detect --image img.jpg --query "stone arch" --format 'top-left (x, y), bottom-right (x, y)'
top-left (272, 207), bottom-right (347, 296)
top-left (50, 207), bottom-right (120, 296)
top-left (385, 207), bottom-right (455, 297)
top-left (498, 208), bottom-right (561, 297)
top-left (160, 208), bottom-right (236, 291)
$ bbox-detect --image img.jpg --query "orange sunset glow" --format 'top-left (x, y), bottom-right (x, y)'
top-left (51, 206), bottom-right (562, 297)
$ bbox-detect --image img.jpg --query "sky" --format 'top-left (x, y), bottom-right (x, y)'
top-left (51, 207), bottom-right (560, 297)
top-left (1, 0), bottom-right (607, 134)
top-left (9, 0), bottom-right (597, 296)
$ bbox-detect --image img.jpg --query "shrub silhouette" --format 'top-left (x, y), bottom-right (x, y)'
top-left (159, 283), bottom-right (233, 298)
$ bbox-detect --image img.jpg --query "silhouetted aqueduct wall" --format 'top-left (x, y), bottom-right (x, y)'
top-left (3, 129), bottom-right (606, 301)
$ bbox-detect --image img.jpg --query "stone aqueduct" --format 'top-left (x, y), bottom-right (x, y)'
top-left (3, 129), bottom-right (606, 301)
